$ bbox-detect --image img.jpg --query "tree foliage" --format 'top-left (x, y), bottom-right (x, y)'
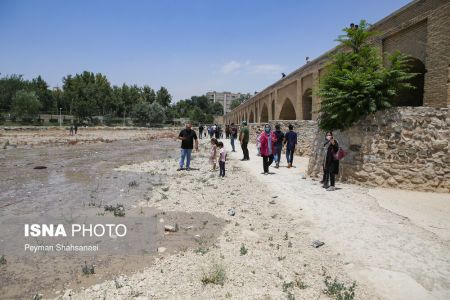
top-left (318, 20), bottom-right (417, 131)
top-left (132, 102), bottom-right (166, 125)
top-left (11, 90), bottom-right (42, 121)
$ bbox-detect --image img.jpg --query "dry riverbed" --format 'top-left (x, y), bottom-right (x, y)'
top-left (50, 138), bottom-right (376, 300)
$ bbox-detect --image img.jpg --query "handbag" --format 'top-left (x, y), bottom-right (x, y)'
top-left (332, 147), bottom-right (346, 160)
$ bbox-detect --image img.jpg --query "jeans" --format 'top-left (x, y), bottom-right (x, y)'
top-left (230, 137), bottom-right (235, 151)
top-left (286, 147), bottom-right (295, 164)
top-left (262, 155), bottom-right (274, 173)
top-left (179, 149), bottom-right (192, 169)
top-left (274, 145), bottom-right (282, 164)
top-left (219, 161), bottom-right (225, 177)
top-left (241, 142), bottom-right (249, 160)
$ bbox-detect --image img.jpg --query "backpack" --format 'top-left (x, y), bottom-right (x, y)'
top-left (332, 147), bottom-right (347, 160)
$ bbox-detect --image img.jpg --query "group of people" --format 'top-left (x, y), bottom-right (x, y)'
top-left (177, 122), bottom-right (340, 191)
top-left (198, 124), bottom-right (224, 139)
top-left (69, 124), bottom-right (78, 135)
top-left (253, 123), bottom-right (298, 174)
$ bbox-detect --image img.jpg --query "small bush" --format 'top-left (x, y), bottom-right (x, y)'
top-left (240, 244), bottom-right (248, 255)
top-left (323, 276), bottom-right (356, 300)
top-left (201, 262), bottom-right (226, 286)
top-left (82, 262), bottom-right (95, 275)
top-left (0, 255), bottom-right (6, 265)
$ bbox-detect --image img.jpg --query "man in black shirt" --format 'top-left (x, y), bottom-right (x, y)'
top-left (178, 123), bottom-right (198, 171)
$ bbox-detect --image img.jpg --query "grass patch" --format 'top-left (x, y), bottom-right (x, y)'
top-left (323, 276), bottom-right (356, 300)
top-left (81, 261), bottom-right (95, 276)
top-left (194, 246), bottom-right (209, 255)
top-left (240, 244), bottom-right (248, 255)
top-left (201, 262), bottom-right (226, 286)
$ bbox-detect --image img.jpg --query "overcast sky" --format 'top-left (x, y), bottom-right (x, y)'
top-left (0, 0), bottom-right (411, 101)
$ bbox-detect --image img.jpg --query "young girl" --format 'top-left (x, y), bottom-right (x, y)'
top-left (256, 130), bottom-right (262, 156)
top-left (217, 141), bottom-right (226, 177)
top-left (209, 138), bottom-right (218, 171)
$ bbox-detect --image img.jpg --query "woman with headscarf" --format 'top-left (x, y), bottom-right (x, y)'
top-left (321, 131), bottom-right (339, 191)
top-left (259, 124), bottom-right (278, 175)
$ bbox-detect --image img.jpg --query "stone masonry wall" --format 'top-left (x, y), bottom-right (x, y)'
top-left (307, 107), bottom-right (450, 193)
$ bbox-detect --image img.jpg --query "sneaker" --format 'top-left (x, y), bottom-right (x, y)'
top-left (322, 184), bottom-right (329, 189)
top-left (177, 168), bottom-right (183, 171)
top-left (186, 168), bottom-right (191, 171)
top-left (240, 158), bottom-right (246, 161)
top-left (264, 172), bottom-right (269, 175)
top-left (326, 186), bottom-right (336, 191)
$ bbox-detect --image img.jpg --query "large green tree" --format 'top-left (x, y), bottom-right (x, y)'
top-left (31, 75), bottom-right (55, 113)
top-left (132, 101), bottom-right (166, 125)
top-left (156, 86), bottom-right (172, 107)
top-left (318, 20), bottom-right (417, 131)
top-left (0, 74), bottom-right (30, 111)
top-left (11, 90), bottom-right (42, 121)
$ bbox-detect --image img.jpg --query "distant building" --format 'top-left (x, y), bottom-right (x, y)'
top-left (206, 91), bottom-right (243, 115)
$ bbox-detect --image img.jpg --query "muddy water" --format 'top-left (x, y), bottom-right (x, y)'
top-left (0, 139), bottom-right (225, 299)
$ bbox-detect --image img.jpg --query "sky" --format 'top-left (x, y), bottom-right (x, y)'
top-left (0, 0), bottom-right (411, 102)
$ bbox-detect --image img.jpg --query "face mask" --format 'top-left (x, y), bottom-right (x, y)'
top-left (326, 135), bottom-right (332, 141)
top-left (265, 128), bottom-right (270, 133)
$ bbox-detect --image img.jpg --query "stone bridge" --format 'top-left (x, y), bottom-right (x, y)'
top-left (224, 0), bottom-right (450, 125)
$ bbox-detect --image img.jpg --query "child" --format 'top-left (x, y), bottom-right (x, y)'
top-left (209, 138), bottom-right (218, 171)
top-left (256, 130), bottom-right (261, 156)
top-left (217, 141), bottom-right (226, 177)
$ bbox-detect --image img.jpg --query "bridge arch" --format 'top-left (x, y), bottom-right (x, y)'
top-left (279, 98), bottom-right (296, 120)
top-left (394, 57), bottom-right (425, 107)
top-left (248, 110), bottom-right (255, 123)
top-left (302, 88), bottom-right (313, 120)
top-left (260, 103), bottom-right (269, 122)
top-left (271, 101), bottom-right (275, 120)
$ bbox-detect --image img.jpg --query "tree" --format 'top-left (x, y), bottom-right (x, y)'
top-left (31, 75), bottom-right (55, 113)
top-left (318, 20), bottom-right (417, 131)
top-left (230, 99), bottom-right (241, 110)
top-left (211, 102), bottom-right (224, 115)
top-left (11, 90), bottom-right (42, 121)
top-left (132, 102), bottom-right (166, 125)
top-left (0, 74), bottom-right (30, 111)
top-left (141, 85), bottom-right (156, 104)
top-left (156, 87), bottom-right (172, 107)
top-left (189, 107), bottom-right (208, 124)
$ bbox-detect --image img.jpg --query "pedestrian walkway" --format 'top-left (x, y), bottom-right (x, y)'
top-left (229, 138), bottom-right (450, 300)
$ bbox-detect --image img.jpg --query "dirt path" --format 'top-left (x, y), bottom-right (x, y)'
top-left (232, 140), bottom-right (450, 300)
top-left (58, 138), bottom-right (377, 299)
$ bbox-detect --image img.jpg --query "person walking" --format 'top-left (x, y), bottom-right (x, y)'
top-left (322, 131), bottom-right (339, 191)
top-left (74, 123), bottom-right (78, 134)
top-left (273, 124), bottom-right (285, 168)
top-left (217, 141), bottom-right (226, 177)
top-left (177, 123), bottom-right (198, 171)
top-left (215, 125), bottom-right (221, 139)
top-left (284, 124), bottom-right (297, 168)
top-left (198, 124), bottom-right (204, 139)
top-left (225, 125), bottom-right (231, 139)
top-left (259, 124), bottom-right (277, 175)
top-left (239, 121), bottom-right (250, 161)
top-left (230, 123), bottom-right (237, 152)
